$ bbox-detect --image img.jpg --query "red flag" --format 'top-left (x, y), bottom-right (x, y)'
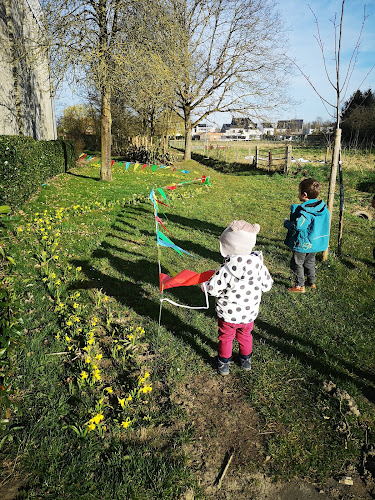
top-left (165, 184), bottom-right (177, 190)
top-left (142, 164), bottom-right (148, 170)
top-left (111, 160), bottom-right (115, 166)
top-left (159, 269), bottom-right (215, 291)
top-left (155, 216), bottom-right (173, 235)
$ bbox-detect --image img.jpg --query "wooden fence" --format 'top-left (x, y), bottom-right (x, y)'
top-left (254, 145), bottom-right (292, 173)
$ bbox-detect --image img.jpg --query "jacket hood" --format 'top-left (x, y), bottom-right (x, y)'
top-left (222, 251), bottom-right (263, 280)
top-left (299, 199), bottom-right (328, 216)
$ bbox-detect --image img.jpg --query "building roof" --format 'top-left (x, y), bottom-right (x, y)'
top-left (277, 119), bottom-right (303, 130)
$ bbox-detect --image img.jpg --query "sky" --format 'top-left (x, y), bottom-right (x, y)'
top-left (54, 0), bottom-right (375, 127)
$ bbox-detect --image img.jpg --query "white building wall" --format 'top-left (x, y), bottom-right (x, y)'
top-left (0, 0), bottom-right (56, 139)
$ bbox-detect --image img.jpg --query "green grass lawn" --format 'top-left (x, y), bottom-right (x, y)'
top-left (1, 155), bottom-right (375, 498)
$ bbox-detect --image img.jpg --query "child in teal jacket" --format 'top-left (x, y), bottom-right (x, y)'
top-left (284, 178), bottom-right (329, 292)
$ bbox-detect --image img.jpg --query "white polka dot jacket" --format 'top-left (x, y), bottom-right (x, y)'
top-left (206, 251), bottom-right (273, 324)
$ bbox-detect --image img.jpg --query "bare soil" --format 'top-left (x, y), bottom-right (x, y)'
top-left (171, 373), bottom-right (375, 500)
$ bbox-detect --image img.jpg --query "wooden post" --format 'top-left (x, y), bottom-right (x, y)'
top-left (268, 150), bottom-right (272, 170)
top-left (255, 145), bottom-right (258, 168)
top-left (285, 145), bottom-right (291, 174)
top-left (325, 147), bottom-right (329, 163)
top-left (323, 128), bottom-right (341, 261)
top-left (337, 151), bottom-right (344, 256)
top-left (217, 141), bottom-right (219, 159)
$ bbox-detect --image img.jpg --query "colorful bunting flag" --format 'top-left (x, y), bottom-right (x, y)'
top-left (159, 269), bottom-right (215, 291)
top-left (157, 230), bottom-right (193, 256)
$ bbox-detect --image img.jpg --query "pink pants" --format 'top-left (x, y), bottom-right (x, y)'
top-left (218, 318), bottom-right (254, 359)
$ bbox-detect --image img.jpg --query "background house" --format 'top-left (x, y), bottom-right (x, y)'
top-left (275, 119), bottom-right (303, 140)
top-left (220, 117), bottom-right (261, 140)
top-left (0, 0), bottom-right (56, 139)
top-left (261, 122), bottom-right (275, 137)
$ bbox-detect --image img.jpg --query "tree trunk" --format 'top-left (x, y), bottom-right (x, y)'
top-left (100, 88), bottom-right (112, 181)
top-left (184, 105), bottom-right (192, 161)
top-left (322, 127), bottom-right (341, 261)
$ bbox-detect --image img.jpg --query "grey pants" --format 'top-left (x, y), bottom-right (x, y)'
top-left (290, 251), bottom-right (316, 287)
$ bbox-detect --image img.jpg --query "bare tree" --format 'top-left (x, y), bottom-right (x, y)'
top-left (290, 1), bottom-right (372, 259)
top-left (168, 0), bottom-right (288, 160)
top-left (40, 0), bottom-right (166, 180)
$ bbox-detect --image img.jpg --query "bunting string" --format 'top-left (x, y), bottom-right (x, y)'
top-left (149, 175), bottom-right (214, 311)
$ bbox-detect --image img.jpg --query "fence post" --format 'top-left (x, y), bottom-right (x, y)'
top-left (268, 150), bottom-right (272, 171)
top-left (255, 145), bottom-right (258, 168)
top-left (325, 147), bottom-right (329, 163)
top-left (285, 145), bottom-right (291, 174)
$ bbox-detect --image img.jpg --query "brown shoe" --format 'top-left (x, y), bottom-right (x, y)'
top-left (309, 284), bottom-right (316, 290)
top-left (288, 285), bottom-right (306, 293)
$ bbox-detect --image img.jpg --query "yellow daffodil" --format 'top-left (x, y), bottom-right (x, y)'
top-left (66, 320), bottom-right (72, 327)
top-left (121, 420), bottom-right (131, 429)
top-left (95, 354), bottom-right (102, 361)
top-left (105, 387), bottom-right (113, 394)
top-left (73, 303), bottom-right (79, 309)
top-left (93, 412), bottom-right (104, 424)
top-left (118, 398), bottom-right (125, 408)
top-left (141, 386), bottom-right (152, 394)
top-left (88, 422), bottom-right (96, 431)
top-left (126, 395), bottom-right (132, 402)
top-left (81, 371), bottom-right (88, 380)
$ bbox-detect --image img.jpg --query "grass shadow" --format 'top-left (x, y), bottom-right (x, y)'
top-left (67, 171), bottom-right (101, 181)
top-left (256, 319), bottom-right (375, 404)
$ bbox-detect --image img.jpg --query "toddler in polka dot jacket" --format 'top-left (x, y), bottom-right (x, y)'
top-left (203, 220), bottom-right (273, 375)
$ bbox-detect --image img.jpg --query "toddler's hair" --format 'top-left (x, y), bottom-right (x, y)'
top-left (299, 178), bottom-right (321, 199)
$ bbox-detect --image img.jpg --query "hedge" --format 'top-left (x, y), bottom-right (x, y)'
top-left (0, 136), bottom-right (75, 209)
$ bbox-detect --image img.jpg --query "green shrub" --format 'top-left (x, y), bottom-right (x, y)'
top-left (0, 136), bottom-right (75, 209)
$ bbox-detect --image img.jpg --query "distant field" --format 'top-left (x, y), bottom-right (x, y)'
top-left (170, 139), bottom-right (375, 173)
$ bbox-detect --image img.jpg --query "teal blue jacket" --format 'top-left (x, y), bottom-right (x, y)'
top-left (284, 199), bottom-right (330, 253)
